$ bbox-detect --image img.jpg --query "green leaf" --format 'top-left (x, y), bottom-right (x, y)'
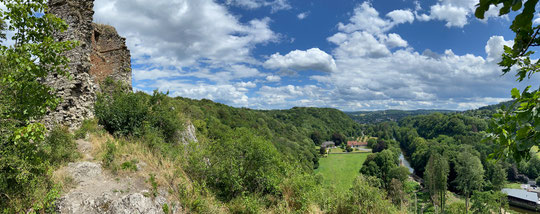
top-left (511, 88), bottom-right (520, 98)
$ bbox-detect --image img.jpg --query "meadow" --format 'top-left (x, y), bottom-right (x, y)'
top-left (316, 152), bottom-right (370, 193)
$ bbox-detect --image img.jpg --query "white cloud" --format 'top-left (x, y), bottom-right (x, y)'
top-left (307, 2), bottom-right (527, 110)
top-left (485, 36), bottom-right (513, 62)
top-left (418, 0), bottom-right (505, 28)
top-left (266, 75), bottom-right (281, 82)
top-left (297, 12), bottom-right (309, 20)
top-left (94, 0), bottom-right (277, 69)
top-left (430, 4), bottom-right (469, 27)
top-left (225, 0), bottom-right (291, 12)
top-left (264, 48), bottom-right (337, 73)
top-left (386, 9), bottom-right (414, 25)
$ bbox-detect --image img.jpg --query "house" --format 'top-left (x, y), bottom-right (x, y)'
top-left (347, 141), bottom-right (367, 148)
top-left (321, 141), bottom-right (335, 148)
top-left (502, 188), bottom-right (540, 211)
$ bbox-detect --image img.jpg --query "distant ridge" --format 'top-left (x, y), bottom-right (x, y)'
top-left (346, 109), bottom-right (455, 124)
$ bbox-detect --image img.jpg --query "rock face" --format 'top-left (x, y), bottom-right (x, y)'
top-left (90, 23), bottom-right (132, 90)
top-left (44, 0), bottom-right (99, 130)
top-left (180, 121), bottom-right (198, 145)
top-left (44, 0), bottom-right (132, 129)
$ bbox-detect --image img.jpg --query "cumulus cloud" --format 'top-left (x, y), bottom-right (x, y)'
top-left (293, 2), bottom-right (524, 111)
top-left (94, 0), bottom-right (277, 72)
top-left (417, 0), bottom-right (505, 27)
top-left (386, 9), bottom-right (414, 25)
top-left (266, 75), bottom-right (281, 82)
top-left (264, 48), bottom-right (337, 73)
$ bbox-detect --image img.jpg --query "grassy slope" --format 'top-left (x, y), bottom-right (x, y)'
top-left (315, 153), bottom-right (370, 193)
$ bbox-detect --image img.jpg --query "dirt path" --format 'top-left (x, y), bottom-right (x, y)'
top-left (55, 139), bottom-right (171, 214)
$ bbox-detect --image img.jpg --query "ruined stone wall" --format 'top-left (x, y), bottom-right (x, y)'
top-left (44, 0), bottom-right (99, 129)
top-left (90, 23), bottom-right (132, 90)
top-left (44, 0), bottom-right (132, 129)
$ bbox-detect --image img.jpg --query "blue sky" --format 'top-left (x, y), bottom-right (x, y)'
top-left (90, 0), bottom-right (540, 111)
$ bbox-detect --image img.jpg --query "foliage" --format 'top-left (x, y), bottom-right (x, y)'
top-left (204, 128), bottom-right (287, 200)
top-left (470, 191), bottom-right (508, 214)
top-left (334, 175), bottom-right (398, 214)
top-left (0, 0), bottom-right (76, 211)
top-left (95, 90), bottom-right (183, 143)
top-left (424, 153), bottom-right (449, 213)
top-left (476, 0), bottom-right (540, 162)
top-left (121, 159), bottom-right (138, 172)
top-left (359, 149), bottom-right (399, 186)
top-left (454, 151), bottom-right (484, 213)
top-left (102, 140), bottom-right (117, 169)
top-left (45, 126), bottom-right (80, 166)
top-left (74, 119), bottom-right (101, 139)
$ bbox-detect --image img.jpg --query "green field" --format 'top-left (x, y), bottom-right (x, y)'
top-left (315, 152), bottom-right (371, 193)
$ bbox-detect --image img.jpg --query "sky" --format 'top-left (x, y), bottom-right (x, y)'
top-left (19, 0), bottom-right (540, 111)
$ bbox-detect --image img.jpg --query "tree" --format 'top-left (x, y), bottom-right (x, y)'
top-left (471, 191), bottom-right (508, 214)
top-left (372, 139), bottom-right (387, 153)
top-left (319, 146), bottom-right (326, 155)
top-left (454, 152), bottom-right (484, 214)
top-left (0, 0), bottom-right (75, 211)
top-left (331, 132), bottom-right (346, 146)
top-left (360, 150), bottom-right (399, 186)
top-left (476, 0), bottom-right (540, 161)
top-left (424, 154), bottom-right (449, 213)
top-left (310, 131), bottom-right (323, 146)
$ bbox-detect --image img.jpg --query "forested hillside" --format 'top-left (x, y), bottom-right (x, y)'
top-left (347, 109), bottom-right (455, 124)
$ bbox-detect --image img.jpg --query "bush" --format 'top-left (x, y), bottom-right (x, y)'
top-left (95, 91), bottom-right (149, 137)
top-left (95, 89), bottom-right (183, 143)
top-left (74, 119), bottom-right (101, 139)
top-left (102, 140), bottom-right (117, 169)
top-left (45, 126), bottom-right (80, 166)
top-left (121, 159), bottom-right (138, 172)
top-left (205, 128), bottom-right (287, 200)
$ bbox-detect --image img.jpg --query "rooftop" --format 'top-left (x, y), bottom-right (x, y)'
top-left (502, 188), bottom-right (540, 204)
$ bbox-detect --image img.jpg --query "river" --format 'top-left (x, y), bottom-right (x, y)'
top-left (399, 151), bottom-right (414, 173)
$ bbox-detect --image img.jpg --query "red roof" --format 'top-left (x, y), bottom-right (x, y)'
top-left (347, 141), bottom-right (367, 146)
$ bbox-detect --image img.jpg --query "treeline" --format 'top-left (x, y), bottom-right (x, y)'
top-left (347, 109), bottom-right (455, 124)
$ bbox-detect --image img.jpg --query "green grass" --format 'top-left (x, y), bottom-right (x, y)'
top-left (315, 152), bottom-right (370, 193)
top-left (327, 148), bottom-right (371, 154)
top-left (504, 182), bottom-right (523, 189)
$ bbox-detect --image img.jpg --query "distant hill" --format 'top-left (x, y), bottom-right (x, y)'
top-left (346, 109), bottom-right (455, 124)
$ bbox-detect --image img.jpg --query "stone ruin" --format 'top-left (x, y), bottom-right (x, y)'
top-left (43, 0), bottom-right (132, 129)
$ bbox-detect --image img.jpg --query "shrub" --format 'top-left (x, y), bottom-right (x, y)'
top-left (74, 119), bottom-right (101, 139)
top-left (102, 140), bottom-right (117, 169)
top-left (121, 159), bottom-right (138, 172)
top-left (95, 89), bottom-right (183, 143)
top-left (228, 195), bottom-right (262, 214)
top-left (45, 126), bottom-right (80, 166)
top-left (95, 91), bottom-right (149, 137)
top-left (206, 128), bottom-right (286, 200)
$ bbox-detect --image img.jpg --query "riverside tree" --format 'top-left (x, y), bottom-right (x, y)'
top-left (0, 0), bottom-right (75, 211)
top-left (424, 153), bottom-right (449, 213)
top-left (476, 0), bottom-right (540, 161)
top-left (454, 152), bottom-right (484, 214)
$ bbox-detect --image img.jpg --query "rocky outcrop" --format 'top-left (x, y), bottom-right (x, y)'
top-left (44, 0), bottom-right (132, 130)
top-left (90, 23), bottom-right (132, 90)
top-left (179, 121), bottom-right (198, 145)
top-left (44, 0), bottom-right (99, 130)
top-left (56, 161), bottom-right (170, 214)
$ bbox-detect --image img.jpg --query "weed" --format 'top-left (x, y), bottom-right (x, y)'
top-left (121, 159), bottom-right (139, 171)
